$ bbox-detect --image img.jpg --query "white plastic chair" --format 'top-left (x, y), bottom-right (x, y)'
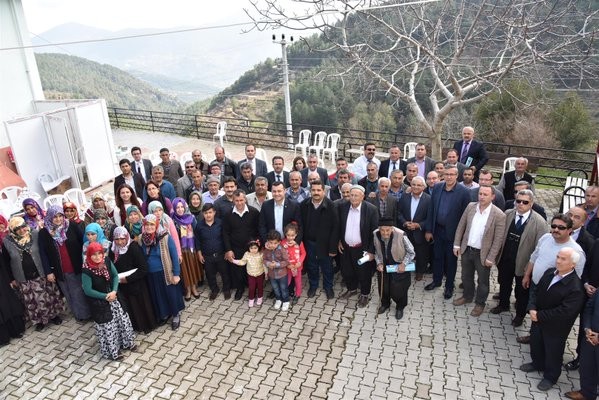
top-left (503, 157), bottom-right (518, 174)
top-left (403, 142), bottom-right (417, 160)
top-left (213, 121), bottom-right (227, 146)
top-left (74, 147), bottom-right (86, 183)
top-left (308, 131), bottom-right (327, 159)
top-left (16, 187), bottom-right (41, 204)
top-left (255, 148), bottom-right (268, 162)
top-left (169, 152), bottom-right (178, 161)
top-left (322, 133), bottom-right (341, 164)
top-left (179, 152), bottom-right (193, 165)
top-left (43, 194), bottom-right (66, 210)
top-left (148, 151), bottom-right (161, 166)
top-left (0, 186), bottom-right (23, 205)
top-left (294, 129), bottom-right (312, 158)
top-left (38, 173), bottom-right (71, 194)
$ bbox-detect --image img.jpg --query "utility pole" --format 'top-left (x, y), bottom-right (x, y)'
top-left (272, 34), bottom-right (294, 148)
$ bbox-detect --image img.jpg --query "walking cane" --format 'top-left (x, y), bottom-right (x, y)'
top-left (378, 267), bottom-right (384, 318)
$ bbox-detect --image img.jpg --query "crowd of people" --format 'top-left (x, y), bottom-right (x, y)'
top-left (1, 128), bottom-right (599, 396)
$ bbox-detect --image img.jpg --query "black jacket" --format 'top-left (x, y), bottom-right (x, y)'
top-left (39, 223), bottom-right (84, 280)
top-left (259, 199), bottom-right (302, 244)
top-left (300, 197), bottom-right (339, 257)
top-left (337, 201), bottom-right (379, 254)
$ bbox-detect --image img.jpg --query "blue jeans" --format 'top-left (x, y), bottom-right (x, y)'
top-left (305, 241), bottom-right (333, 290)
top-left (271, 276), bottom-right (289, 302)
top-left (432, 226), bottom-right (458, 291)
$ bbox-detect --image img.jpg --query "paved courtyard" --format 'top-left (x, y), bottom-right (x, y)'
top-left (0, 129), bottom-right (579, 399)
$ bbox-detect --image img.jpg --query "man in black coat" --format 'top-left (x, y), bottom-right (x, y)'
top-left (259, 182), bottom-right (302, 244)
top-left (300, 154), bottom-right (329, 187)
top-left (130, 146), bottom-right (153, 184)
top-left (379, 144), bottom-right (407, 178)
top-left (338, 185), bottom-right (379, 307)
top-left (238, 144), bottom-right (268, 178)
top-left (300, 180), bottom-right (339, 299)
top-left (452, 126), bottom-right (488, 180)
top-left (520, 248), bottom-right (585, 392)
top-left (114, 159), bottom-right (145, 197)
top-left (496, 157), bottom-right (535, 201)
top-left (266, 156), bottom-right (290, 190)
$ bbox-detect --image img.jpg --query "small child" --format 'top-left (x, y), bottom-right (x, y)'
top-left (281, 223), bottom-right (306, 304)
top-left (232, 240), bottom-right (264, 307)
top-left (262, 230), bottom-right (290, 311)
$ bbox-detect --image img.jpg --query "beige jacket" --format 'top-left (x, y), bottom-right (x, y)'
top-left (454, 202), bottom-right (506, 265)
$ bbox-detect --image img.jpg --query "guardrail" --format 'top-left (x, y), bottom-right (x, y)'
top-left (108, 107), bottom-right (596, 188)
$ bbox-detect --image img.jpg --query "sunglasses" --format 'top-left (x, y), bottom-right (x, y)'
top-left (550, 224), bottom-right (568, 231)
top-left (515, 199), bottom-right (530, 205)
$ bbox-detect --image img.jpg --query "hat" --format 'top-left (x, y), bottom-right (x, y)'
top-left (379, 217), bottom-right (394, 227)
top-left (206, 175), bottom-right (220, 185)
top-left (91, 192), bottom-right (105, 201)
top-left (350, 185), bottom-right (365, 193)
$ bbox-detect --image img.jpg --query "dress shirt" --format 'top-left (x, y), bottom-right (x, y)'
top-left (246, 192), bottom-right (272, 212)
top-left (571, 227), bottom-right (581, 242)
top-left (388, 160), bottom-right (399, 178)
top-left (548, 269), bottom-right (575, 289)
top-left (286, 187), bottom-right (310, 203)
top-left (415, 159), bottom-right (426, 178)
top-left (135, 161), bottom-right (147, 181)
top-left (515, 209), bottom-right (531, 226)
top-left (124, 175), bottom-right (135, 193)
top-left (232, 205), bottom-right (249, 217)
top-left (274, 200), bottom-right (285, 236)
top-left (344, 203), bottom-right (362, 246)
top-left (466, 204), bottom-right (491, 249)
top-left (460, 142), bottom-right (470, 164)
top-left (202, 191), bottom-right (223, 205)
top-left (195, 219), bottom-right (224, 255)
top-left (410, 194), bottom-right (421, 220)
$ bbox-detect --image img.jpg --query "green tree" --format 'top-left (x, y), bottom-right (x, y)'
top-left (549, 94), bottom-right (596, 151)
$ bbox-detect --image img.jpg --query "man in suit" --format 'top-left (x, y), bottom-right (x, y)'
top-left (266, 156), bottom-right (290, 190)
top-left (582, 186), bottom-right (599, 239)
top-left (470, 169), bottom-right (506, 211)
top-left (425, 171), bottom-right (439, 195)
top-left (130, 146), bottom-right (153, 184)
top-left (259, 181), bottom-right (302, 243)
top-left (329, 157), bottom-right (358, 187)
top-left (352, 143), bottom-right (381, 180)
top-left (492, 189), bottom-right (548, 327)
top-left (496, 157), bottom-right (535, 201)
top-left (329, 169), bottom-right (352, 201)
top-left (214, 145), bottom-right (239, 179)
top-left (114, 159), bottom-right (144, 197)
top-left (406, 143), bottom-right (436, 179)
top-left (505, 181), bottom-right (547, 220)
top-left (358, 162), bottom-right (380, 198)
top-left (300, 180), bottom-right (339, 299)
top-left (175, 160), bottom-right (197, 198)
top-left (452, 126), bottom-right (489, 180)
top-left (520, 248), bottom-right (585, 392)
top-left (452, 185), bottom-right (506, 316)
top-left (379, 144), bottom-right (407, 178)
top-left (424, 166), bottom-right (472, 299)
top-left (158, 147), bottom-right (184, 186)
top-left (398, 176), bottom-right (431, 281)
top-left (338, 185), bottom-right (380, 307)
top-left (366, 177), bottom-right (398, 221)
top-left (444, 149), bottom-right (466, 182)
top-left (238, 144), bottom-right (268, 178)
top-left (300, 154), bottom-right (329, 187)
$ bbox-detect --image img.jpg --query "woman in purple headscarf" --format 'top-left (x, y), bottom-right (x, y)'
top-left (171, 197), bottom-right (202, 301)
top-left (22, 198), bottom-right (45, 231)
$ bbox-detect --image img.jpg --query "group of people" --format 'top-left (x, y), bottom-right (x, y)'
top-left (2, 128), bottom-right (599, 396)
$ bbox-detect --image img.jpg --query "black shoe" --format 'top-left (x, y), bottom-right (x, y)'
top-left (234, 290), bottom-right (243, 300)
top-left (112, 353), bottom-right (125, 361)
top-left (292, 296), bottom-right (300, 305)
top-left (377, 305), bottom-right (390, 314)
top-left (492, 293), bottom-right (500, 300)
top-left (564, 359), bottom-right (580, 371)
top-left (209, 291), bottom-right (218, 301)
top-left (126, 344), bottom-right (138, 352)
top-left (223, 290), bottom-right (231, 300)
top-left (159, 318), bottom-right (168, 326)
top-left (357, 295), bottom-right (369, 308)
top-left (341, 289), bottom-right (358, 299)
top-left (325, 289), bottom-right (334, 300)
top-left (511, 317), bottom-right (524, 327)
top-left (424, 282), bottom-right (441, 291)
top-left (35, 323), bottom-right (45, 331)
top-left (51, 316), bottom-right (62, 325)
top-left (458, 283), bottom-right (464, 289)
top-left (395, 308), bottom-right (404, 320)
top-left (490, 306), bottom-right (510, 314)
top-left (537, 379), bottom-right (554, 391)
top-left (519, 363), bottom-right (537, 372)
top-left (307, 288), bottom-right (316, 298)
top-left (171, 320), bottom-right (180, 330)
top-left (443, 288), bottom-right (454, 300)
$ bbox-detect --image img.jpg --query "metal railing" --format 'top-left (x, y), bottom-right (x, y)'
top-left (108, 107), bottom-right (596, 188)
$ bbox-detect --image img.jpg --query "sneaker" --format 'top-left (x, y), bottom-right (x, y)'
top-left (248, 299), bottom-right (254, 308)
top-left (256, 297), bottom-right (263, 306)
top-left (281, 302), bottom-right (290, 311)
top-left (274, 300), bottom-right (282, 310)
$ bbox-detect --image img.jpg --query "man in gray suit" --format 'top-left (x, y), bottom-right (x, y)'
top-left (406, 143), bottom-right (436, 179)
top-left (452, 185), bottom-right (507, 317)
top-left (366, 177), bottom-right (398, 221)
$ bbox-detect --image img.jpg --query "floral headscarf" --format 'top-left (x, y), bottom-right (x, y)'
top-left (8, 216), bottom-right (32, 249)
top-left (125, 205), bottom-right (143, 238)
top-left (22, 198), bottom-right (45, 230)
top-left (94, 208), bottom-right (115, 239)
top-left (63, 202), bottom-right (82, 223)
top-left (83, 241), bottom-right (110, 281)
top-left (141, 214), bottom-right (166, 249)
top-left (44, 205), bottom-right (69, 245)
top-left (148, 201), bottom-right (172, 229)
top-left (111, 226), bottom-right (131, 262)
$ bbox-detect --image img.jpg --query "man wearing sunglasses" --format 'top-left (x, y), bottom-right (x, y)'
top-left (504, 181), bottom-right (547, 220)
top-left (352, 143), bottom-right (381, 181)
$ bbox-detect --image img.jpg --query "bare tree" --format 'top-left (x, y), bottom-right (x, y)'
top-left (247, 0), bottom-right (598, 158)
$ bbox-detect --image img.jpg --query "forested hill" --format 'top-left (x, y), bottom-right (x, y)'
top-left (35, 53), bottom-right (182, 111)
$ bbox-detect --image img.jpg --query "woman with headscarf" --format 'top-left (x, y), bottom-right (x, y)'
top-left (84, 192), bottom-right (114, 225)
top-left (1, 217), bottom-right (64, 331)
top-left (63, 202), bottom-right (85, 233)
top-left (147, 201), bottom-right (182, 260)
top-left (141, 182), bottom-right (173, 216)
top-left (140, 215), bottom-right (184, 330)
top-left (81, 242), bottom-right (136, 361)
top-left (187, 190), bottom-right (204, 222)
top-left (171, 197), bottom-right (202, 301)
top-left (109, 227), bottom-right (156, 334)
top-left (82, 223), bottom-right (111, 259)
top-left (0, 215), bottom-right (8, 244)
top-left (94, 209), bottom-right (116, 242)
top-left (113, 184), bottom-right (143, 227)
top-left (124, 206), bottom-right (143, 242)
top-left (0, 215), bottom-right (25, 346)
top-left (39, 206), bottom-right (90, 322)
top-left (22, 198), bottom-right (45, 231)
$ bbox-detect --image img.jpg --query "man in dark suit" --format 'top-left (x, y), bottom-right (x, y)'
top-left (238, 144), bottom-right (268, 178)
top-left (338, 185), bottom-right (380, 307)
top-left (114, 159), bottom-right (144, 197)
top-left (505, 181), bottom-right (547, 220)
top-left (366, 177), bottom-right (398, 221)
top-left (300, 154), bottom-right (329, 187)
top-left (452, 126), bottom-right (489, 180)
top-left (214, 145), bottom-right (239, 179)
top-left (398, 176), bottom-right (431, 281)
top-left (424, 166), bottom-right (472, 299)
top-left (266, 156), bottom-right (290, 190)
top-left (329, 169), bottom-right (352, 201)
top-left (520, 248), bottom-right (585, 392)
top-left (130, 146), bottom-right (153, 184)
top-left (496, 157), bottom-right (535, 201)
top-left (470, 169), bottom-right (506, 211)
top-left (444, 149), bottom-right (467, 182)
top-left (379, 145), bottom-right (407, 178)
top-left (259, 182), bottom-right (302, 244)
top-left (406, 143), bottom-right (436, 179)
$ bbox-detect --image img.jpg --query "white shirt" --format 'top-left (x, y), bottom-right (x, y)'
top-left (232, 205), bottom-right (249, 217)
top-left (466, 204), bottom-right (492, 249)
top-left (388, 159), bottom-right (400, 178)
top-left (344, 203), bottom-right (362, 246)
top-left (410, 194), bottom-right (421, 221)
top-left (352, 156), bottom-right (380, 180)
top-left (514, 209), bottom-right (531, 226)
top-left (274, 200), bottom-right (285, 237)
top-left (135, 160), bottom-right (147, 181)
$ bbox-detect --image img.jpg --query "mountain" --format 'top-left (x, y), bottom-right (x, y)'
top-left (127, 70), bottom-right (220, 103)
top-left (35, 53), bottom-right (182, 110)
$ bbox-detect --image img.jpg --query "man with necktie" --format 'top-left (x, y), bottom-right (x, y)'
top-left (452, 126), bottom-right (488, 181)
top-left (266, 156), bottom-right (290, 190)
top-left (379, 144), bottom-right (407, 178)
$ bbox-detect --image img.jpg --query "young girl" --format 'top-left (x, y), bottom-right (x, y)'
top-left (22, 198), bottom-right (45, 230)
top-left (63, 202), bottom-right (85, 233)
top-left (262, 230), bottom-right (290, 311)
top-left (281, 223), bottom-right (306, 304)
top-left (83, 223), bottom-right (111, 259)
top-left (232, 240), bottom-right (264, 308)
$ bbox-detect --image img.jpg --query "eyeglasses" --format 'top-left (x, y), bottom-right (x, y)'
top-left (550, 224), bottom-right (568, 231)
top-left (515, 199), bottom-right (530, 205)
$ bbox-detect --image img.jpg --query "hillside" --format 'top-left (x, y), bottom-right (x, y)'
top-left (35, 53), bottom-right (182, 111)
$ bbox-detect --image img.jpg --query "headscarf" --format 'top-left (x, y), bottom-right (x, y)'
top-left (171, 197), bottom-right (195, 250)
top-left (85, 192), bottom-right (113, 222)
top-left (83, 241), bottom-right (111, 281)
top-left (0, 214), bottom-right (9, 244)
top-left (44, 205), bottom-right (69, 245)
top-left (22, 198), bottom-right (44, 230)
top-left (83, 223), bottom-right (108, 245)
top-left (8, 216), bottom-right (32, 249)
top-left (148, 200), bottom-right (172, 229)
top-left (111, 226), bottom-right (131, 262)
top-left (94, 208), bottom-right (115, 240)
top-left (141, 214), bottom-right (167, 249)
top-left (125, 205), bottom-right (143, 238)
top-left (63, 202), bottom-right (83, 223)
top-left (188, 191), bottom-right (203, 216)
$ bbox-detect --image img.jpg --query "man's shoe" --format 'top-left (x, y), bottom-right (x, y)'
top-left (564, 358), bottom-right (580, 371)
top-left (458, 283), bottom-right (464, 289)
top-left (35, 323), bottom-right (45, 331)
top-left (565, 390), bottom-right (591, 400)
top-left (223, 290), bottom-right (231, 300)
top-left (470, 305), bottom-right (485, 317)
top-left (511, 317), bottom-right (524, 327)
top-left (453, 297), bottom-right (472, 306)
top-left (377, 305), bottom-right (390, 314)
top-left (519, 362), bottom-right (537, 373)
top-left (357, 295), bottom-right (369, 308)
top-left (537, 379), bottom-right (554, 391)
top-left (51, 316), bottom-right (62, 325)
top-left (341, 289), bottom-right (358, 299)
top-left (516, 335), bottom-right (530, 344)
top-left (492, 293), bottom-right (500, 300)
top-left (274, 300), bottom-right (282, 310)
top-left (415, 274), bottom-right (423, 281)
top-left (171, 320), bottom-right (180, 330)
top-left (443, 288), bottom-right (453, 300)
top-left (395, 308), bottom-right (404, 320)
top-left (209, 291), bottom-right (218, 301)
top-left (234, 290), bottom-right (243, 300)
top-left (307, 288), bottom-right (317, 298)
top-left (325, 289), bottom-right (334, 300)
top-left (424, 282), bottom-right (441, 291)
top-left (490, 305), bottom-right (509, 314)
